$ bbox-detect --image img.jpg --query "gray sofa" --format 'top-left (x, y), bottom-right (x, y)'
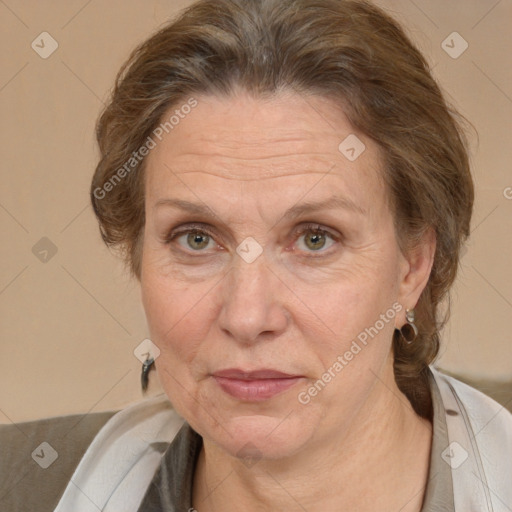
top-left (0, 411), bottom-right (116, 512)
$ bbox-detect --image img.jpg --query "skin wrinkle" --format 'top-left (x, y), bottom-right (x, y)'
top-left (161, 167), bottom-right (345, 180)
top-left (163, 157), bottom-right (352, 181)
top-left (140, 91), bottom-right (435, 512)
top-left (151, 196), bottom-right (369, 252)
top-left (150, 172), bottom-right (377, 246)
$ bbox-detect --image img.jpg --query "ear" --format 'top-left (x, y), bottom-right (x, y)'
top-left (396, 227), bottom-right (436, 327)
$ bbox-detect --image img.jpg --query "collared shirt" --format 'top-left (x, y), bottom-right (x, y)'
top-left (136, 368), bottom-right (455, 511)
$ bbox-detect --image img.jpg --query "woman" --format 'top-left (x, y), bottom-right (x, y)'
top-left (44, 0), bottom-right (512, 510)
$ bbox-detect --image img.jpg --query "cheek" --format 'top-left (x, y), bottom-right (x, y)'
top-left (141, 267), bottom-right (190, 358)
top-left (141, 271), bottom-right (210, 418)
top-left (140, 260), bottom-right (222, 373)
top-left (320, 256), bottom-right (400, 331)
top-left (308, 286), bottom-right (396, 377)
top-left (304, 257), bottom-right (402, 380)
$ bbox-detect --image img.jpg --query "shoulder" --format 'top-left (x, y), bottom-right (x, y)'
top-left (430, 365), bottom-right (512, 433)
top-left (0, 395), bottom-right (182, 512)
top-left (53, 395), bottom-right (185, 512)
top-left (0, 409), bottom-right (117, 512)
top-left (429, 365), bottom-right (512, 507)
top-left (429, 364), bottom-right (512, 481)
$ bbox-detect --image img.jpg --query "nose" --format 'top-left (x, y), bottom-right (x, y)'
top-left (217, 249), bottom-right (289, 345)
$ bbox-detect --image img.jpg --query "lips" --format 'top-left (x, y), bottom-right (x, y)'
top-left (212, 368), bottom-right (300, 380)
top-left (212, 368), bottom-right (303, 401)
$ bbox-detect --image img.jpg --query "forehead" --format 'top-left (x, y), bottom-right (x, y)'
top-left (144, 90), bottom-right (387, 216)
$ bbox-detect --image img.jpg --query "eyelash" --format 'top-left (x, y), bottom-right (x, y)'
top-left (164, 222), bottom-right (340, 257)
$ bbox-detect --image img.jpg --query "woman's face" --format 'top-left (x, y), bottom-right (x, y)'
top-left (140, 90), bottom-right (422, 460)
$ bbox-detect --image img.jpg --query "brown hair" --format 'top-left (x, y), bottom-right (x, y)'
top-left (91, 0), bottom-right (474, 420)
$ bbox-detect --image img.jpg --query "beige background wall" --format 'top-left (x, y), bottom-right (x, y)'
top-left (1, 0), bottom-right (511, 423)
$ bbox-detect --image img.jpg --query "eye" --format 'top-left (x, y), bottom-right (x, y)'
top-left (166, 225), bottom-right (218, 253)
top-left (293, 223), bottom-right (338, 255)
top-left (164, 222), bottom-right (339, 256)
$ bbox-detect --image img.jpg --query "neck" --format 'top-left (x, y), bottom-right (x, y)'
top-left (192, 362), bottom-right (433, 512)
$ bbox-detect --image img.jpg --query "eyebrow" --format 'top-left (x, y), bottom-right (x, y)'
top-left (154, 196), bottom-right (366, 219)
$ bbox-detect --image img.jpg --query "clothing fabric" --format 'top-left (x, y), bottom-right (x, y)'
top-left (53, 365), bottom-right (512, 511)
top-left (0, 411), bottom-right (116, 512)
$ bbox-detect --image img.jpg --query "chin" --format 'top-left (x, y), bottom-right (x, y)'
top-left (202, 412), bottom-right (315, 462)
